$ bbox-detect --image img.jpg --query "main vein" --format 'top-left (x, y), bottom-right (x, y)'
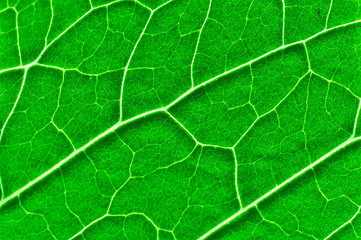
top-left (0, 9), bottom-right (360, 213)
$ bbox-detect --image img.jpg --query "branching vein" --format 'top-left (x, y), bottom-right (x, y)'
top-left (1, 19), bottom-right (361, 211)
top-left (1, 7), bottom-right (361, 240)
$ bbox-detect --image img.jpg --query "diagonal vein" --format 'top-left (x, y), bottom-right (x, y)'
top-left (198, 136), bottom-right (361, 240)
top-left (0, 18), bottom-right (360, 211)
top-left (190, 0), bottom-right (212, 88)
top-left (119, 8), bottom-right (153, 122)
top-left (0, 108), bottom-right (164, 208)
top-left (0, 68), bottom-right (27, 143)
top-left (198, 98), bottom-right (361, 240)
top-left (324, 206), bottom-right (361, 240)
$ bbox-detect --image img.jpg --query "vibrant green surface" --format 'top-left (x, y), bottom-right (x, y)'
top-left (1, 0), bottom-right (361, 239)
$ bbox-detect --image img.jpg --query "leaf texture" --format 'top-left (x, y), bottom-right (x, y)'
top-left (1, 0), bottom-right (361, 239)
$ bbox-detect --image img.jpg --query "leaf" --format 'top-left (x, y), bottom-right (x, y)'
top-left (1, 0), bottom-right (361, 239)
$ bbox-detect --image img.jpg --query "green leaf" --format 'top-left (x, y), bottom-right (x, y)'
top-left (1, 0), bottom-right (361, 239)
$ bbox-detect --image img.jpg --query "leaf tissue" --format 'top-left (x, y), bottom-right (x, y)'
top-left (1, 0), bottom-right (361, 239)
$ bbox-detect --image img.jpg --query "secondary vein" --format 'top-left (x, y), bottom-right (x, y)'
top-left (0, 17), bottom-right (360, 211)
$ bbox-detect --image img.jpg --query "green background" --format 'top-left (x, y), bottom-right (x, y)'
top-left (1, 0), bottom-right (361, 239)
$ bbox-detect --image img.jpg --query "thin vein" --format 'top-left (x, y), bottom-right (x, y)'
top-left (233, 149), bottom-right (242, 208)
top-left (166, 19), bottom-right (361, 110)
top-left (153, 0), bottom-right (174, 11)
top-left (198, 136), bottom-right (361, 240)
top-left (34, 0), bottom-right (127, 64)
top-left (166, 111), bottom-right (198, 144)
top-left (324, 206), bottom-right (360, 240)
top-left (0, 18), bottom-right (360, 210)
top-left (0, 17), bottom-right (359, 76)
top-left (311, 70), bottom-right (360, 99)
top-left (119, 10), bottom-right (153, 122)
top-left (119, 0), bottom-right (175, 121)
top-left (135, 0), bottom-right (152, 11)
top-left (198, 87), bottom-right (361, 239)
top-left (15, 9), bottom-right (22, 65)
top-left (44, 0), bottom-right (54, 46)
top-left (232, 71), bottom-right (310, 148)
top-left (303, 42), bottom-right (311, 70)
top-left (0, 177), bottom-right (4, 201)
top-left (325, 0), bottom-right (333, 30)
top-left (190, 0), bottom-right (212, 88)
top-left (352, 98), bottom-right (361, 137)
top-left (0, 69), bottom-right (27, 201)
top-left (68, 214), bottom-right (108, 240)
top-left (282, 0), bottom-right (285, 45)
top-left (0, 68), bottom-right (27, 143)
top-left (0, 108), bottom-right (164, 208)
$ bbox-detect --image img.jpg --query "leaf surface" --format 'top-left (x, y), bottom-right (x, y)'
top-left (1, 0), bottom-right (361, 239)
